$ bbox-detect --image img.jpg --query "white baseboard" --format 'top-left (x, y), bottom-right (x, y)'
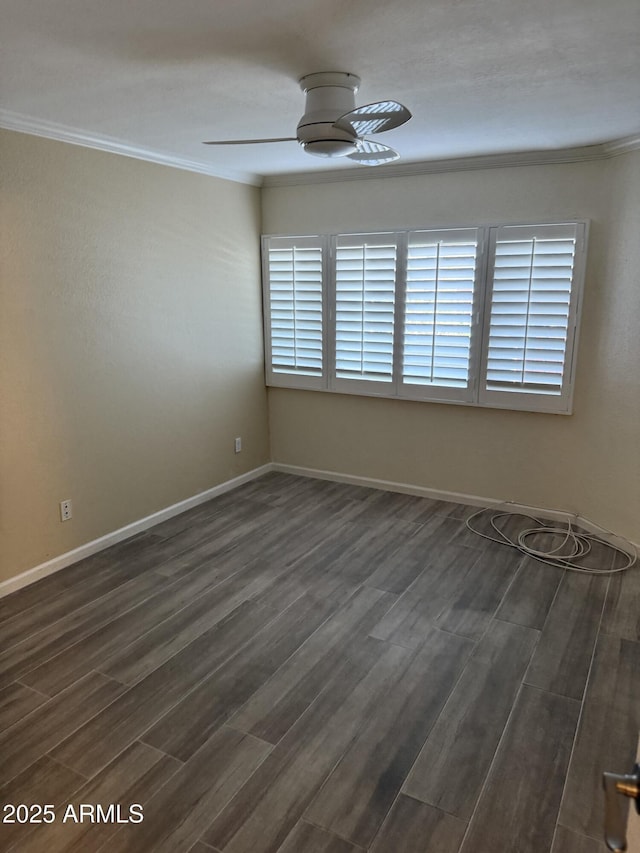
top-left (273, 462), bottom-right (508, 508)
top-left (272, 463), bottom-right (638, 554)
top-left (0, 464), bottom-right (274, 600)
top-left (3, 460), bottom-right (635, 600)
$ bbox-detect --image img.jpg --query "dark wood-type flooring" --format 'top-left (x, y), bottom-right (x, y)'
top-left (0, 473), bottom-right (637, 852)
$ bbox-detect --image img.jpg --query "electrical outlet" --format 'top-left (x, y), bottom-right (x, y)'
top-left (234, 437), bottom-right (242, 453)
top-left (60, 499), bottom-right (72, 521)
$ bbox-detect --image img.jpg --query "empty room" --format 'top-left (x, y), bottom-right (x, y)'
top-left (1, 1), bottom-right (640, 852)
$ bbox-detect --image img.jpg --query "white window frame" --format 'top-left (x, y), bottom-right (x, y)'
top-left (398, 227), bottom-right (486, 405)
top-left (478, 222), bottom-right (588, 414)
top-left (261, 220), bottom-right (588, 415)
top-left (330, 232), bottom-right (402, 397)
top-left (262, 234), bottom-right (328, 392)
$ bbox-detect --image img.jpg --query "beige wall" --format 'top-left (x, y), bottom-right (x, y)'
top-left (589, 150), bottom-right (640, 541)
top-left (264, 157), bottom-right (640, 543)
top-left (2, 134), bottom-right (637, 587)
top-left (0, 130), bottom-right (269, 582)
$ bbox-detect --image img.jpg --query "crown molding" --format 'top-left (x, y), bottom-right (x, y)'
top-left (0, 109), bottom-right (262, 186)
top-left (262, 135), bottom-right (640, 187)
top-left (262, 143), bottom-right (614, 187)
top-left (602, 134), bottom-right (640, 156)
top-left (2, 108), bottom-right (638, 188)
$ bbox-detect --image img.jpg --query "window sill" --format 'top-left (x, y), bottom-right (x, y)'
top-left (266, 377), bottom-right (573, 415)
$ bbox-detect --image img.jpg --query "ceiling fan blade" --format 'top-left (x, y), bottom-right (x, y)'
top-left (346, 139), bottom-right (400, 166)
top-left (202, 137), bottom-right (297, 145)
top-left (334, 101), bottom-right (412, 137)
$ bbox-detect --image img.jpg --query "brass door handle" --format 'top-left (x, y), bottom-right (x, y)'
top-left (603, 764), bottom-right (640, 852)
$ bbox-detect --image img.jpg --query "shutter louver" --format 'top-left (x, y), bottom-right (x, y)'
top-left (335, 237), bottom-right (397, 383)
top-left (267, 239), bottom-right (323, 378)
top-left (403, 231), bottom-right (478, 390)
top-left (486, 226), bottom-right (578, 396)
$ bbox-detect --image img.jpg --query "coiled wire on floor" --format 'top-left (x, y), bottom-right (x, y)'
top-left (465, 504), bottom-right (637, 575)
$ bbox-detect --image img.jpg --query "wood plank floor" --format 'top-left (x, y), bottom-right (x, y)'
top-left (0, 472), bottom-right (634, 852)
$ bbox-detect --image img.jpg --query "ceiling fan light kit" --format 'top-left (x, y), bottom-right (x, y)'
top-left (297, 72), bottom-right (360, 158)
top-left (203, 71), bottom-right (412, 166)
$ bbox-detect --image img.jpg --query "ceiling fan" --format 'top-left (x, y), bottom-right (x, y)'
top-left (203, 72), bottom-right (412, 166)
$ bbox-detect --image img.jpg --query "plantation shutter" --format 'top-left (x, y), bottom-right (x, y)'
top-left (262, 222), bottom-right (586, 413)
top-left (333, 234), bottom-right (398, 390)
top-left (263, 236), bottom-right (325, 388)
top-left (480, 223), bottom-right (585, 412)
top-left (401, 229), bottom-right (479, 401)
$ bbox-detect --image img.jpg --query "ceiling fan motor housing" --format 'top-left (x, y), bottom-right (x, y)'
top-left (297, 72), bottom-right (361, 157)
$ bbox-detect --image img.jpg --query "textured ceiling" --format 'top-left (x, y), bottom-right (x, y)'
top-left (1, 0), bottom-right (639, 183)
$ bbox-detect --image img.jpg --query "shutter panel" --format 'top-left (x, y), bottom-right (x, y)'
top-left (484, 224), bottom-right (579, 396)
top-left (402, 229), bottom-right (479, 396)
top-left (334, 235), bottom-right (397, 385)
top-left (264, 236), bottom-right (324, 384)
